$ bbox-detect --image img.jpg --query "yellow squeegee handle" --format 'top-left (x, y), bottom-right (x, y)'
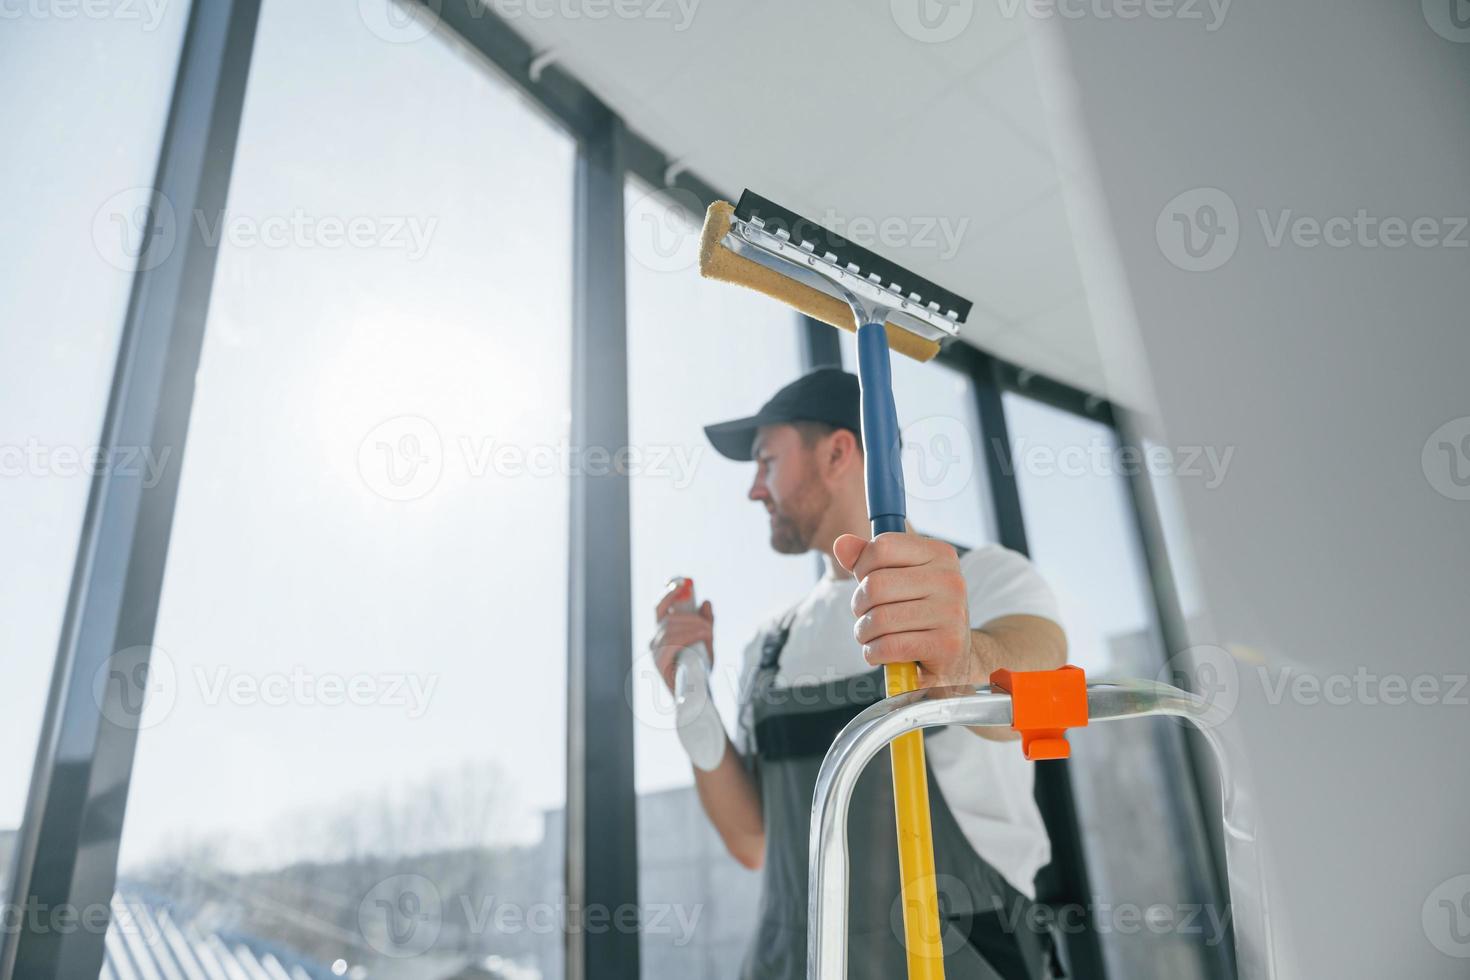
top-left (886, 663), bottom-right (947, 977)
top-left (856, 320), bottom-right (946, 978)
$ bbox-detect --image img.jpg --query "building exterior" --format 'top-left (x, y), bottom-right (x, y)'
top-left (70, 784), bottom-right (759, 980)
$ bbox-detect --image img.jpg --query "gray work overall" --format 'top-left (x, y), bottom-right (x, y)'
top-left (737, 609), bottom-right (1058, 980)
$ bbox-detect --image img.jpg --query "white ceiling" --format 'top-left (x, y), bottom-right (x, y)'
top-left (496, 0), bottom-right (1107, 395)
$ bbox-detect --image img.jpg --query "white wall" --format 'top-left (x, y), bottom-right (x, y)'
top-left (1035, 1), bottom-right (1470, 975)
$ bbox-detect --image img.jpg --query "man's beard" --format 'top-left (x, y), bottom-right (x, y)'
top-left (767, 481), bottom-right (830, 555)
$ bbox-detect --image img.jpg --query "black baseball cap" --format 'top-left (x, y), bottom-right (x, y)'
top-left (703, 368), bottom-right (861, 462)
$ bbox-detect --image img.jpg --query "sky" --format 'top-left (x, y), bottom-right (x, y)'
top-left (0, 0), bottom-right (1189, 880)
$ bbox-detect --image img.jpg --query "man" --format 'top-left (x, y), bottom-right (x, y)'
top-left (651, 368), bottom-right (1066, 979)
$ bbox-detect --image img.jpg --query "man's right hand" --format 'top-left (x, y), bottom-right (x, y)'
top-left (651, 585), bottom-right (715, 693)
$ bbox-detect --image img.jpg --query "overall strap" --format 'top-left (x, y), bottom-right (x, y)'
top-left (736, 604), bottom-right (801, 762)
top-left (760, 604), bottom-right (801, 674)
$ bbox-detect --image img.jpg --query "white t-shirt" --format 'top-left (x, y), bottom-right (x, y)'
top-left (735, 543), bottom-right (1059, 898)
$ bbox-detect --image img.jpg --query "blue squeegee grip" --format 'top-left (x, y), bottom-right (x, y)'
top-left (856, 321), bottom-right (907, 537)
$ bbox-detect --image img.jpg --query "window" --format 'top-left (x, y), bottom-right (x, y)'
top-left (101, 6), bottom-right (575, 979)
top-left (624, 179), bottom-right (815, 978)
top-left (841, 346), bottom-right (996, 549)
top-left (1143, 437), bottom-right (1209, 629)
top-left (0, 0), bottom-right (191, 902)
top-left (1005, 394), bottom-right (1222, 978)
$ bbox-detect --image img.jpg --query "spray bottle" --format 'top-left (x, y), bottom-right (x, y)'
top-left (668, 577), bottom-right (725, 772)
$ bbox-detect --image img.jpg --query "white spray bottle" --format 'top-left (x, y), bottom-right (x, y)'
top-left (668, 577), bottom-right (725, 771)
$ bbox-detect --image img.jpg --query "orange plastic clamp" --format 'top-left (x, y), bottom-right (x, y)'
top-left (989, 665), bottom-right (1089, 761)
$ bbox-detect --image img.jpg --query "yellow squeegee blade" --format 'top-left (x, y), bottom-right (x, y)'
top-left (697, 200), bottom-right (942, 363)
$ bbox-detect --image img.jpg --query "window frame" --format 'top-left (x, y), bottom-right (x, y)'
top-left (987, 371), bottom-right (1234, 980)
top-left (1, 2), bottom-right (1231, 979)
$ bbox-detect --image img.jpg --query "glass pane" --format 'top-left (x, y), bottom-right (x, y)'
top-left (0, 2), bottom-right (191, 898)
top-left (1142, 437), bottom-right (1209, 628)
top-left (102, 6), bottom-right (574, 980)
top-left (841, 345), bottom-right (996, 548)
top-left (1004, 393), bottom-right (1221, 978)
top-left (625, 179), bottom-right (815, 978)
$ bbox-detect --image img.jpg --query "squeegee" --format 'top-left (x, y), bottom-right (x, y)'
top-left (700, 190), bottom-right (970, 979)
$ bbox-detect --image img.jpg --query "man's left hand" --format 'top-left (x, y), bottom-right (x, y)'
top-left (833, 531), bottom-right (975, 688)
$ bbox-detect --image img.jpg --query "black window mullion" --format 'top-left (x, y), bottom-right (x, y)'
top-left (565, 109), bottom-right (639, 980)
top-left (970, 351), bottom-right (1109, 980)
top-left (799, 314), bottom-right (844, 370)
top-left (1112, 415), bottom-right (1237, 980)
